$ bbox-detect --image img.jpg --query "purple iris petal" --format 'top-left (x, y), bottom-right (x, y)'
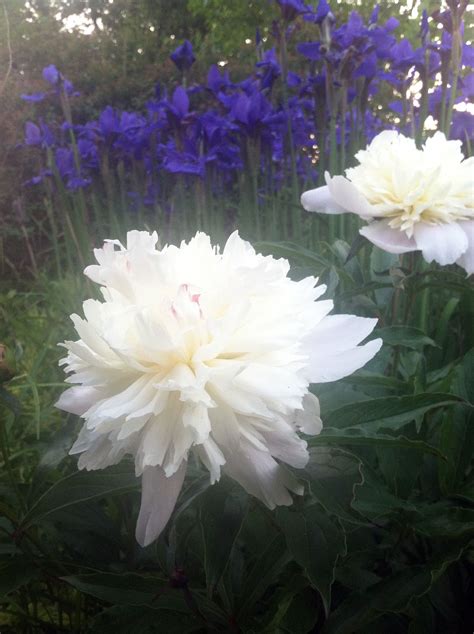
top-left (277, 0), bottom-right (310, 22)
top-left (170, 40), bottom-right (196, 72)
top-left (42, 64), bottom-right (60, 86)
top-left (297, 42), bottom-right (321, 61)
top-left (24, 122), bottom-right (42, 146)
top-left (172, 86), bottom-right (190, 118)
top-left (21, 92), bottom-right (46, 103)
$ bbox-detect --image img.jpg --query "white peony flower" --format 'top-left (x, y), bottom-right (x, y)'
top-left (301, 131), bottom-right (474, 274)
top-left (56, 230), bottom-right (381, 546)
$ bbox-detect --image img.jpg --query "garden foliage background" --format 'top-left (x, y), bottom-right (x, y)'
top-left (0, 0), bottom-right (473, 632)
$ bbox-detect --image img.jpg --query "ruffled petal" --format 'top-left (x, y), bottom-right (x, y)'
top-left (413, 222), bottom-right (469, 266)
top-left (222, 439), bottom-right (304, 509)
top-left (294, 393), bottom-right (323, 435)
top-left (359, 220), bottom-right (417, 255)
top-left (135, 461), bottom-right (187, 547)
top-left (55, 386), bottom-right (101, 416)
top-left (300, 185), bottom-right (347, 215)
top-left (456, 220), bottom-right (474, 275)
top-left (326, 173), bottom-right (375, 218)
top-left (306, 315), bottom-right (382, 383)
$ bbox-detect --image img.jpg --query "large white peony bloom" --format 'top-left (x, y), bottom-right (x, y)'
top-left (301, 131), bottom-right (474, 274)
top-left (56, 231), bottom-right (381, 546)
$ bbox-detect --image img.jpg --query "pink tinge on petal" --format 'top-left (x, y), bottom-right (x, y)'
top-left (326, 173), bottom-right (375, 218)
top-left (300, 185), bottom-right (347, 215)
top-left (359, 220), bottom-right (417, 255)
top-left (456, 221), bottom-right (474, 276)
top-left (413, 222), bottom-right (469, 266)
top-left (135, 461), bottom-right (187, 547)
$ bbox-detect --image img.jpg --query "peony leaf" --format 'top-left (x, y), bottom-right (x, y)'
top-left (325, 393), bottom-right (468, 432)
top-left (373, 326), bottom-right (437, 350)
top-left (20, 464), bottom-right (138, 529)
top-left (61, 572), bottom-right (166, 605)
top-left (276, 504), bottom-right (346, 616)
top-left (199, 485), bottom-right (247, 596)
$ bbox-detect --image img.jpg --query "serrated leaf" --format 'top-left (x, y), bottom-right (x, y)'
top-left (277, 504), bottom-right (346, 616)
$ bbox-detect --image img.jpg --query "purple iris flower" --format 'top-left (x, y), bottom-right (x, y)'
top-left (297, 42), bottom-right (322, 61)
top-left (99, 106), bottom-right (120, 137)
top-left (42, 64), bottom-right (60, 86)
top-left (21, 92), bottom-right (47, 103)
top-left (451, 110), bottom-right (474, 143)
top-left (256, 48), bottom-right (281, 90)
top-left (24, 122), bottom-right (42, 146)
top-left (276, 0), bottom-right (310, 22)
top-left (369, 5), bottom-right (379, 25)
top-left (170, 40), bottom-right (196, 72)
top-left (67, 176), bottom-right (91, 190)
top-left (307, 0), bottom-right (333, 25)
top-left (207, 65), bottom-right (232, 93)
top-left (24, 121), bottom-right (55, 147)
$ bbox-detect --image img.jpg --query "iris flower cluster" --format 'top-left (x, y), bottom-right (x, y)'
top-left (21, 1), bottom-right (473, 211)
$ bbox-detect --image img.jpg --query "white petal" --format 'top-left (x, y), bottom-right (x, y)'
top-left (135, 461), bottom-right (187, 547)
top-left (295, 393), bottom-right (323, 436)
top-left (326, 173), bottom-right (375, 218)
top-left (196, 437), bottom-right (226, 484)
top-left (413, 222), bottom-right (469, 266)
top-left (55, 386), bottom-right (101, 416)
top-left (306, 315), bottom-right (382, 383)
top-left (300, 185), bottom-right (347, 215)
top-left (222, 440), bottom-right (303, 509)
top-left (359, 220), bottom-right (417, 255)
top-left (456, 221), bottom-right (474, 275)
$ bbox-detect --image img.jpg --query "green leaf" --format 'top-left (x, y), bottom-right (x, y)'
top-left (374, 326), bottom-right (437, 350)
top-left (325, 393), bottom-right (467, 432)
top-left (309, 428), bottom-right (445, 459)
top-left (90, 605), bottom-right (202, 633)
top-left (61, 572), bottom-right (166, 605)
top-left (301, 448), bottom-right (365, 524)
top-left (277, 504), bottom-right (346, 616)
top-left (351, 464), bottom-right (415, 519)
top-left (322, 546), bottom-right (467, 634)
top-left (21, 464), bottom-right (138, 528)
top-left (255, 241), bottom-right (331, 271)
top-left (450, 348), bottom-right (474, 404)
top-left (340, 372), bottom-right (409, 394)
top-left (200, 485), bottom-right (247, 596)
top-left (321, 566), bottom-right (432, 634)
top-left (237, 534), bottom-right (290, 622)
top-left (412, 504), bottom-right (474, 539)
top-left (0, 557), bottom-right (39, 599)
top-left (438, 405), bottom-right (474, 495)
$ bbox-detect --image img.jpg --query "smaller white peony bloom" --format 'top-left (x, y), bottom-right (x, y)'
top-left (301, 131), bottom-right (474, 274)
top-left (56, 230), bottom-right (381, 547)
